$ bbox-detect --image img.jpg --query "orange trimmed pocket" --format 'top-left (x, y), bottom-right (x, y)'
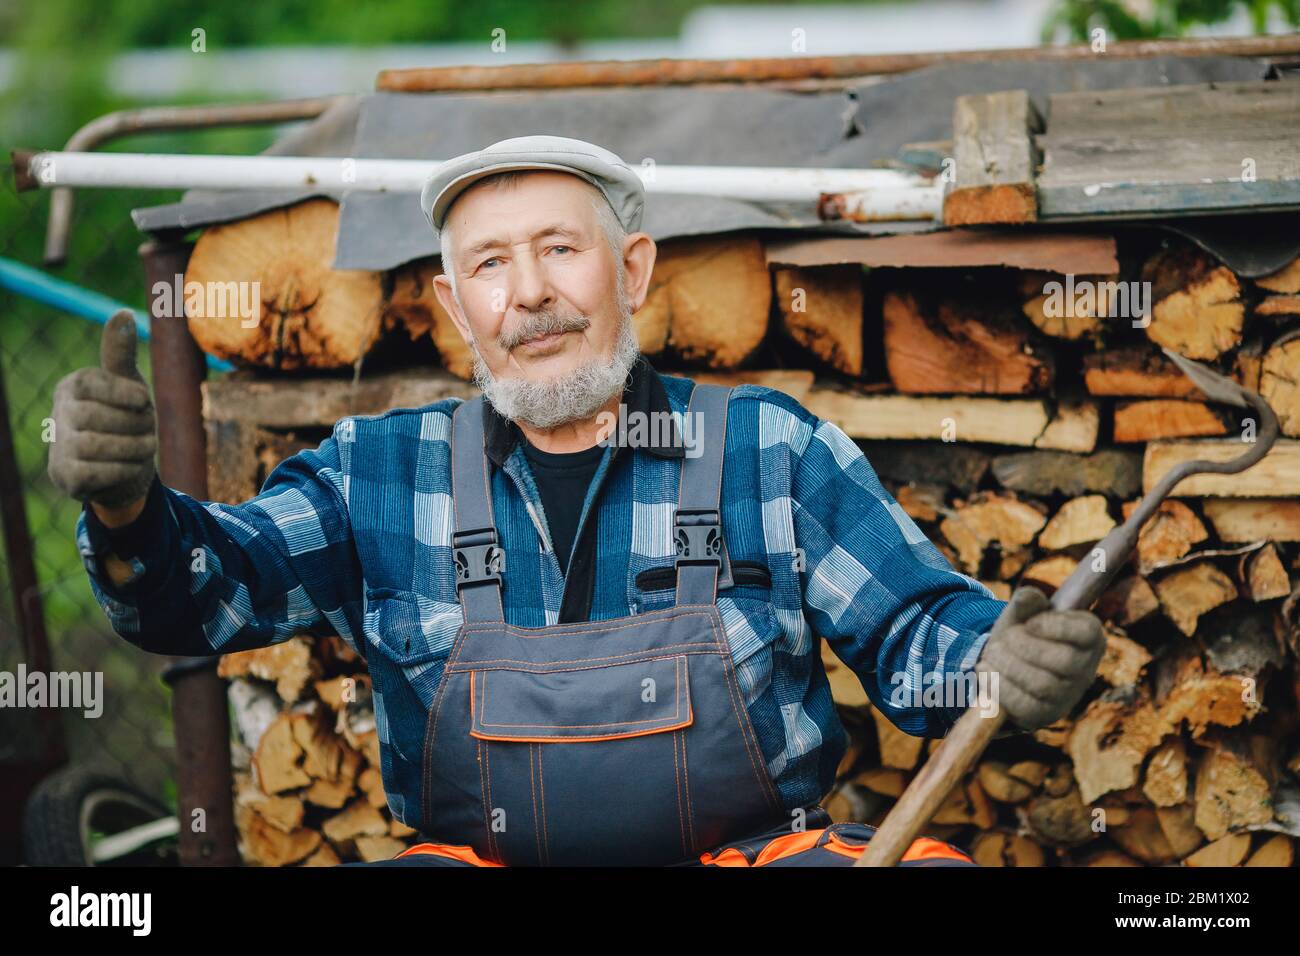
top-left (468, 655), bottom-right (693, 743)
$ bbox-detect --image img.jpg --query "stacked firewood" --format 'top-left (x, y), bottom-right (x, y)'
top-left (198, 199), bottom-right (1299, 865)
top-left (222, 637), bottom-right (417, 866)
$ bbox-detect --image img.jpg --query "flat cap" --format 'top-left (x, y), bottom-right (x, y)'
top-left (420, 135), bottom-right (646, 235)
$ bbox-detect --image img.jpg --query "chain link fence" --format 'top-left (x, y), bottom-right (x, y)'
top-left (1, 175), bottom-right (179, 812)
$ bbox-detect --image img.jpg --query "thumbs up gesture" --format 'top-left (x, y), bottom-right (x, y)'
top-left (48, 311), bottom-right (157, 514)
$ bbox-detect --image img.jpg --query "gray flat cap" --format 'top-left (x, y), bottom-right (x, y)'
top-left (420, 134), bottom-right (645, 235)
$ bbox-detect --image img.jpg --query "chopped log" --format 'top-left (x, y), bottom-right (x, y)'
top-left (383, 259), bottom-right (474, 378)
top-left (1255, 294), bottom-right (1300, 317)
top-left (1021, 555), bottom-right (1077, 591)
top-left (821, 640), bottom-right (868, 708)
top-left (939, 492), bottom-right (1048, 573)
top-left (235, 803), bottom-right (322, 867)
top-left (870, 705), bottom-right (925, 770)
top-left (692, 369), bottom-right (815, 403)
top-left (185, 199), bottom-right (384, 370)
top-left (1184, 833), bottom-right (1252, 867)
top-left (1034, 724), bottom-right (1075, 754)
top-left (303, 747), bottom-right (363, 809)
top-left (1035, 400), bottom-right (1100, 453)
top-left (301, 844), bottom-right (342, 867)
top-left (1108, 807), bottom-right (1179, 865)
top-left (1245, 834), bottom-right (1295, 867)
top-left (804, 384), bottom-right (1052, 445)
top-left (1203, 498), bottom-right (1300, 542)
top-left (982, 580), bottom-right (1012, 600)
top-left (244, 792), bottom-right (305, 835)
top-left (1154, 803), bottom-right (1204, 859)
top-left (1095, 575), bottom-right (1160, 627)
top-left (1141, 243), bottom-right (1244, 360)
top-left (893, 484), bottom-right (943, 523)
top-left (992, 449), bottom-right (1142, 499)
top-left (971, 831), bottom-right (1046, 867)
top-left (322, 798), bottom-right (390, 844)
top-left (1122, 499), bottom-right (1209, 574)
top-left (1155, 650), bottom-right (1260, 739)
top-left (1143, 737), bottom-right (1189, 807)
top-left (1067, 694), bottom-right (1173, 803)
top-left (997, 547), bottom-right (1031, 581)
top-left (1260, 334), bottom-right (1300, 438)
top-left (1081, 848), bottom-right (1142, 866)
top-left (1008, 761), bottom-right (1051, 788)
top-left (1200, 603), bottom-right (1286, 678)
top-left (391, 818), bottom-right (417, 839)
top-left (315, 674), bottom-right (370, 713)
top-left (357, 767), bottom-right (388, 810)
top-left (1039, 495), bottom-right (1115, 551)
top-left (1257, 254), bottom-right (1300, 293)
top-left (1099, 623), bottom-right (1152, 687)
top-left (853, 767), bottom-right (908, 798)
top-left (932, 778), bottom-right (997, 828)
top-left (1240, 544), bottom-right (1290, 601)
top-left (1021, 272), bottom-right (1117, 340)
top-left (861, 442), bottom-right (989, 493)
top-left (1193, 733), bottom-right (1277, 840)
top-left (1023, 787), bottom-right (1096, 847)
top-left (1152, 562), bottom-right (1238, 636)
top-left (1144, 440), bottom-right (1300, 497)
top-left (355, 835), bottom-right (408, 863)
top-left (218, 636), bottom-right (319, 704)
top-left (1113, 400), bottom-right (1227, 443)
top-left (1083, 347), bottom-right (1204, 398)
top-left (882, 290), bottom-right (1052, 394)
top-left (252, 713), bottom-right (312, 794)
top-left (978, 761), bottom-right (1036, 803)
top-left (773, 266), bottom-right (864, 375)
top-left (660, 236), bottom-right (770, 368)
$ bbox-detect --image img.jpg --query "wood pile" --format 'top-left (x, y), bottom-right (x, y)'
top-left (193, 207), bottom-right (1300, 866)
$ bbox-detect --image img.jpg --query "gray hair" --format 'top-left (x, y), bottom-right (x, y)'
top-left (438, 170), bottom-right (627, 306)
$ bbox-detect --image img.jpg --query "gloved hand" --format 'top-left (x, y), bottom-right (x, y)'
top-left (48, 311), bottom-right (157, 511)
top-left (975, 585), bottom-right (1105, 731)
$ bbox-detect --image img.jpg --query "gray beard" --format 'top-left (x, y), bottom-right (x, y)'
top-left (470, 307), bottom-right (642, 431)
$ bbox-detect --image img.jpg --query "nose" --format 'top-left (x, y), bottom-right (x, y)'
top-left (509, 249), bottom-right (554, 316)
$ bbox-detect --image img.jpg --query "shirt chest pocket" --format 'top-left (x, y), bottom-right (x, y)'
top-left (362, 587), bottom-right (464, 668)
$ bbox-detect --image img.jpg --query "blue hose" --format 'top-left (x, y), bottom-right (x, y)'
top-left (0, 255), bottom-right (233, 372)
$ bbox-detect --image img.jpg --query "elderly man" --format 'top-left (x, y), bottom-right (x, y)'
top-left (50, 136), bottom-right (1104, 867)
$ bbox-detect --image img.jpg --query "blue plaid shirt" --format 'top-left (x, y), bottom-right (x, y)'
top-left (78, 357), bottom-right (1006, 825)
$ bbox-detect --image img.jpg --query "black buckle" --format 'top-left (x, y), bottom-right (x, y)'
top-left (453, 527), bottom-right (504, 591)
top-left (674, 510), bottom-right (723, 567)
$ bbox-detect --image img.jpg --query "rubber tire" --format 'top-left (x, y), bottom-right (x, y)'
top-left (22, 765), bottom-right (171, 866)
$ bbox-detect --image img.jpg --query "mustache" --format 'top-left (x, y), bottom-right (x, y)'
top-left (499, 309), bottom-right (591, 351)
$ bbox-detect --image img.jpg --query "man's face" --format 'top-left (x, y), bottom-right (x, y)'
top-left (436, 171), bottom-right (640, 386)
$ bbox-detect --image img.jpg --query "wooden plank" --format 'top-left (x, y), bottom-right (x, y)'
top-left (943, 90), bottom-right (1042, 226)
top-left (805, 384), bottom-right (1051, 445)
top-left (1201, 498), bottom-right (1300, 542)
top-left (203, 368), bottom-right (477, 427)
top-left (1037, 81), bottom-right (1300, 219)
top-left (1143, 439), bottom-right (1300, 496)
top-left (763, 229), bottom-right (1118, 273)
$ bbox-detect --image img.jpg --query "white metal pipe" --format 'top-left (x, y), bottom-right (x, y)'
top-left (22, 150), bottom-right (940, 218)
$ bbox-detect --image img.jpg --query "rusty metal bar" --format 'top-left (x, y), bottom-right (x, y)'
top-left (44, 97), bottom-right (340, 267)
top-left (376, 34), bottom-right (1300, 93)
top-left (140, 238), bottom-right (239, 866)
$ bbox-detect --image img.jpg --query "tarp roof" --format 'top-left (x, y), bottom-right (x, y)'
top-left (132, 54), bottom-right (1284, 274)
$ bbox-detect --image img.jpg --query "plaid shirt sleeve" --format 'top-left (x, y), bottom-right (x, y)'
top-left (76, 420), bottom-right (362, 658)
top-left (789, 415), bottom-right (1007, 737)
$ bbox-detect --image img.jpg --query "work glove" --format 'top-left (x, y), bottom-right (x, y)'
top-left (975, 585), bottom-right (1105, 731)
top-left (48, 310), bottom-right (157, 511)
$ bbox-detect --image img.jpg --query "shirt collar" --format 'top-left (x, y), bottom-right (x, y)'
top-left (483, 353), bottom-right (684, 466)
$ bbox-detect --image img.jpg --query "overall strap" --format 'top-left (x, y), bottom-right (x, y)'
top-left (451, 396), bottom-right (506, 624)
top-left (674, 383), bottom-right (733, 607)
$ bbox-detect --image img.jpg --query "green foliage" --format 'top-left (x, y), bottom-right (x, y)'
top-left (1043, 0), bottom-right (1300, 41)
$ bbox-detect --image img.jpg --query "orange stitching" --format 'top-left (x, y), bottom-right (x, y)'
top-left (527, 742), bottom-right (543, 866)
top-left (535, 743), bottom-right (550, 865)
top-left (473, 661), bottom-right (686, 730)
top-left (446, 643), bottom-right (721, 671)
top-left (672, 724), bottom-right (687, 857)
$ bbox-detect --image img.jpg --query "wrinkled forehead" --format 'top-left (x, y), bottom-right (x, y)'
top-left (447, 170), bottom-right (603, 244)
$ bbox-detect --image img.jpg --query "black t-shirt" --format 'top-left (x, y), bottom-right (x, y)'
top-left (520, 437), bottom-right (606, 576)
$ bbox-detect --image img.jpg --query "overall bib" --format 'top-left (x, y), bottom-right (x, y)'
top-left (385, 383), bottom-right (977, 868)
